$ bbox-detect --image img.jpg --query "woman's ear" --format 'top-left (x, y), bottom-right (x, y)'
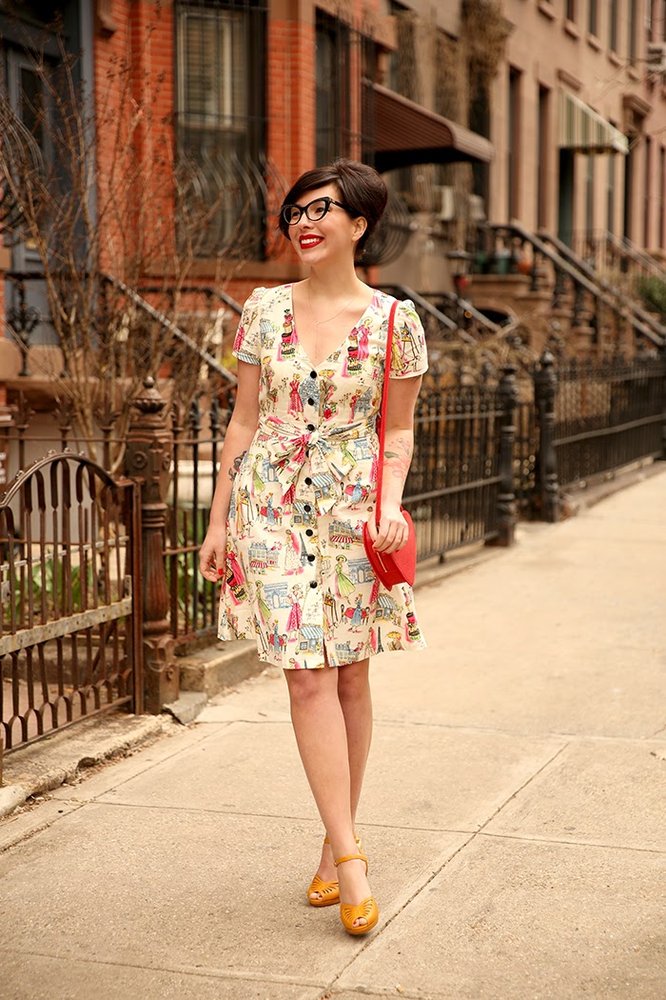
top-left (352, 217), bottom-right (367, 243)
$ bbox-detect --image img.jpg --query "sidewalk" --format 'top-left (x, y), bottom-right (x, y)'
top-left (0, 469), bottom-right (665, 1000)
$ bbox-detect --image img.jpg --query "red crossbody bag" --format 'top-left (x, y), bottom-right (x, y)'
top-left (362, 300), bottom-right (417, 589)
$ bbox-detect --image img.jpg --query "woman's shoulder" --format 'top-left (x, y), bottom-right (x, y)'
top-left (246, 284), bottom-right (292, 306)
top-left (371, 290), bottom-right (420, 321)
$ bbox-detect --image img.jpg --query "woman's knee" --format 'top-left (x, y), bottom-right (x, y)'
top-left (337, 659), bottom-right (370, 701)
top-left (285, 665), bottom-right (338, 708)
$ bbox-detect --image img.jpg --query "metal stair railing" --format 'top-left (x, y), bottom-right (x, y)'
top-left (536, 231), bottom-right (666, 347)
top-left (604, 231), bottom-right (666, 285)
top-left (487, 223), bottom-right (664, 350)
top-left (378, 283), bottom-right (479, 347)
top-left (102, 274), bottom-right (240, 384)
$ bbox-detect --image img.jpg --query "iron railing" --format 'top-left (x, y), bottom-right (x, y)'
top-left (552, 357), bottom-right (666, 490)
top-left (403, 380), bottom-right (509, 559)
top-left (0, 453), bottom-right (141, 754)
top-left (473, 223), bottom-right (665, 354)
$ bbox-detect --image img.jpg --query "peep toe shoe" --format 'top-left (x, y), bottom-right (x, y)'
top-left (307, 835), bottom-right (362, 908)
top-left (334, 851), bottom-right (379, 936)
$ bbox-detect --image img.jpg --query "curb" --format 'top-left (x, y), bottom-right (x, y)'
top-left (0, 712), bottom-right (172, 820)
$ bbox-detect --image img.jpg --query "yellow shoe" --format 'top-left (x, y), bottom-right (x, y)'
top-left (334, 852), bottom-right (379, 936)
top-left (307, 834), bottom-right (362, 908)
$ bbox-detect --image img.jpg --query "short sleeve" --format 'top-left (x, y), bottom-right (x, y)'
top-left (389, 299), bottom-right (428, 379)
top-left (232, 286), bottom-right (266, 365)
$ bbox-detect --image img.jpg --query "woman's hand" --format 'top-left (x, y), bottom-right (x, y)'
top-left (199, 526), bottom-right (227, 583)
top-left (366, 504), bottom-right (408, 554)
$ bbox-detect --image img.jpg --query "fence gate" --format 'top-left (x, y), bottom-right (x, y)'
top-left (0, 452), bottom-right (142, 768)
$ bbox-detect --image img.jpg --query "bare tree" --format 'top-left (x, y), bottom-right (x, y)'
top-left (0, 24), bottom-right (276, 471)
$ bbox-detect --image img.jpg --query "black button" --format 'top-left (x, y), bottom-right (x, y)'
top-left (306, 423), bottom-right (315, 431)
top-left (310, 580), bottom-right (318, 589)
top-left (307, 554), bottom-right (315, 563)
top-left (306, 529), bottom-right (314, 537)
top-left (304, 504), bottom-right (312, 512)
top-left (307, 397), bottom-right (315, 406)
top-left (304, 476), bottom-right (312, 485)
top-left (310, 370), bottom-right (317, 378)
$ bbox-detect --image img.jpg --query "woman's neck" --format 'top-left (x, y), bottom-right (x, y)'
top-left (307, 261), bottom-right (365, 300)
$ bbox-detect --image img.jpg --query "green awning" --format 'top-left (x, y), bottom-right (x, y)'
top-left (558, 91), bottom-right (628, 154)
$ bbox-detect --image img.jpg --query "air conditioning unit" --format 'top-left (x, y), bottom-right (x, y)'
top-left (647, 42), bottom-right (666, 73)
top-left (436, 185), bottom-right (455, 221)
top-left (468, 194), bottom-right (486, 222)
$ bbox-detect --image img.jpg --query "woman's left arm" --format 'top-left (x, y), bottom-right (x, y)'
top-left (369, 374), bottom-right (423, 554)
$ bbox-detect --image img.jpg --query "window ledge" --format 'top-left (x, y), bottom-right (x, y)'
top-left (537, 0), bottom-right (556, 20)
top-left (586, 32), bottom-right (602, 52)
top-left (627, 65), bottom-right (640, 81)
top-left (608, 50), bottom-right (622, 67)
top-left (564, 19), bottom-right (580, 40)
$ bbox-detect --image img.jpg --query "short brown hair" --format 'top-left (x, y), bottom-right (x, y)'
top-left (278, 159), bottom-right (388, 258)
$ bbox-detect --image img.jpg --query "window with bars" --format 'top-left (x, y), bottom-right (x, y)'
top-left (315, 11), bottom-right (350, 165)
top-left (175, 1), bottom-right (266, 256)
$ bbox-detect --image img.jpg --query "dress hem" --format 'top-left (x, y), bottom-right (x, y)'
top-left (217, 629), bottom-right (427, 670)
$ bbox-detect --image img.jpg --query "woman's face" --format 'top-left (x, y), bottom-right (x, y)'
top-left (287, 183), bottom-right (365, 267)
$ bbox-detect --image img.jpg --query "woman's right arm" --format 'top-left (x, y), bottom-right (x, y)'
top-left (199, 360), bottom-right (261, 582)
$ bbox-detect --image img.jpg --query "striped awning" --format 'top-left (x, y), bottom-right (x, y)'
top-left (558, 91), bottom-right (628, 154)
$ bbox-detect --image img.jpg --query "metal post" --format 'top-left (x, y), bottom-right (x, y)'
top-left (124, 377), bottom-right (177, 713)
top-left (492, 364), bottom-right (518, 546)
top-left (534, 349), bottom-right (560, 522)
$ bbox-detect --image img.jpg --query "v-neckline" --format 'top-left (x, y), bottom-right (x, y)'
top-left (290, 283), bottom-right (378, 370)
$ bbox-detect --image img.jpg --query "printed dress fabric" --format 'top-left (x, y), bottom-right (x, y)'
top-left (218, 283), bottom-right (428, 669)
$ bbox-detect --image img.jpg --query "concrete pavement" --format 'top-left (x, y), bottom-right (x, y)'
top-left (0, 468), bottom-right (665, 1000)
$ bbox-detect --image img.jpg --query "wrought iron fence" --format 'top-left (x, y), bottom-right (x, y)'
top-left (166, 386), bottom-right (235, 646)
top-left (404, 382), bottom-right (507, 559)
top-left (0, 453), bottom-right (141, 755)
top-left (552, 357), bottom-right (666, 490)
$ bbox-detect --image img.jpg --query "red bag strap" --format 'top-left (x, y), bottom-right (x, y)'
top-left (374, 299), bottom-right (399, 527)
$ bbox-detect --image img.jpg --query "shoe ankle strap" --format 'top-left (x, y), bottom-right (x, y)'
top-left (334, 852), bottom-right (368, 870)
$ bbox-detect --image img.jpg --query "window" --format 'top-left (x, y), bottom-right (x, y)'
top-left (629, 5), bottom-right (638, 63)
top-left (537, 85), bottom-right (550, 228)
top-left (588, 0), bottom-right (598, 35)
top-left (566, 0), bottom-right (576, 21)
top-left (508, 67), bottom-right (522, 220)
top-left (316, 12), bottom-right (350, 165)
top-left (176, 1), bottom-right (266, 256)
top-left (644, 135), bottom-right (652, 246)
top-left (607, 149), bottom-right (616, 235)
top-left (609, 0), bottom-right (619, 50)
top-left (585, 155), bottom-right (594, 236)
top-left (659, 146), bottom-right (666, 250)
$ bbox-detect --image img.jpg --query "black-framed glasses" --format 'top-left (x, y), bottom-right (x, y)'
top-left (281, 196), bottom-right (351, 226)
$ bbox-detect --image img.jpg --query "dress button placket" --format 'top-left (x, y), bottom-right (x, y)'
top-left (302, 391), bottom-right (318, 592)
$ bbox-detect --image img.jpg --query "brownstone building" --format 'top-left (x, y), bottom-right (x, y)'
top-left (1, 0), bottom-right (665, 420)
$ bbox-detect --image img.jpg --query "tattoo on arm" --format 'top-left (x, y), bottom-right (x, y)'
top-left (228, 450), bottom-right (247, 482)
top-left (384, 436), bottom-right (412, 480)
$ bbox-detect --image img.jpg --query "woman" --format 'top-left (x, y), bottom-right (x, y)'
top-left (199, 159), bottom-right (427, 936)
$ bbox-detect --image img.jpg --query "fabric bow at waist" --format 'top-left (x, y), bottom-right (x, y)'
top-left (257, 415), bottom-right (376, 514)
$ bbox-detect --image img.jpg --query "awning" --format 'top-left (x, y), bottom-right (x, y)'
top-left (364, 82), bottom-right (494, 172)
top-left (558, 91), bottom-right (628, 154)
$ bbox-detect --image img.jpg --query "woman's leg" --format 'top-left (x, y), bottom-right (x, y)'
top-left (310, 658), bottom-right (373, 890)
top-left (337, 657), bottom-right (372, 824)
top-left (285, 664), bottom-right (372, 924)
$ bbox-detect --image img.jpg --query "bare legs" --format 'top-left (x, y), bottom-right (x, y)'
top-left (284, 657), bottom-right (373, 925)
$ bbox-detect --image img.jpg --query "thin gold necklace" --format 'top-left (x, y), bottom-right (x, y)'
top-left (307, 282), bottom-right (355, 327)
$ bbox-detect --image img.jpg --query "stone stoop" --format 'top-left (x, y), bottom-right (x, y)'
top-left (177, 639), bottom-right (265, 698)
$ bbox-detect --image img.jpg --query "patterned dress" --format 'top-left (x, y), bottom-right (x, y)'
top-left (218, 284), bottom-right (428, 669)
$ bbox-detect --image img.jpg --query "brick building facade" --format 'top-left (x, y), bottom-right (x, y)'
top-left (1, 0), bottom-right (666, 398)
